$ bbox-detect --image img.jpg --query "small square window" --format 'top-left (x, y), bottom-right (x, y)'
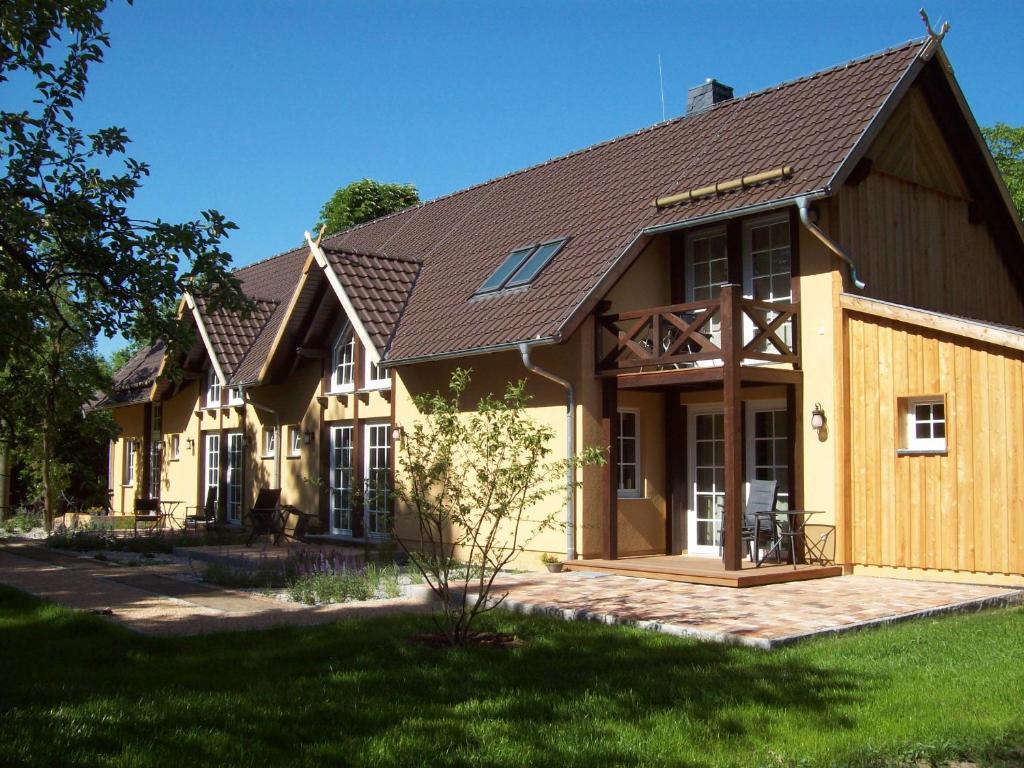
top-left (900, 397), bottom-right (947, 453)
top-left (205, 371), bottom-right (221, 409)
top-left (475, 238), bottom-right (568, 295)
top-left (289, 426), bottom-right (302, 457)
top-left (227, 387), bottom-right (243, 406)
top-left (171, 435), bottom-right (181, 460)
top-left (263, 427), bottom-right (276, 458)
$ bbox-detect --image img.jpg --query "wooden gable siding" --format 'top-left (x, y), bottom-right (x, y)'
top-left (844, 309), bottom-right (1024, 576)
top-left (836, 85), bottom-right (1024, 328)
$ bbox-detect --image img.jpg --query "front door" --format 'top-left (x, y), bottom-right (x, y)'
top-left (225, 431), bottom-right (243, 525)
top-left (364, 423), bottom-right (391, 540)
top-left (329, 424), bottom-right (354, 535)
top-left (687, 401), bottom-right (790, 557)
top-left (687, 408), bottom-right (725, 555)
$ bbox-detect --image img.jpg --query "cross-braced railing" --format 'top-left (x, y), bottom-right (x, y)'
top-left (595, 286), bottom-right (798, 374)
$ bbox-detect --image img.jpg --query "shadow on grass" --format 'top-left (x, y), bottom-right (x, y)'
top-left (0, 585), bottom-right (877, 767)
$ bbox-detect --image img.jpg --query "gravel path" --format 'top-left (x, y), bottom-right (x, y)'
top-left (0, 541), bottom-right (434, 636)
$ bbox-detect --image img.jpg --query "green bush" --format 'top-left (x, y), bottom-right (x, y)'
top-left (201, 562), bottom-right (288, 590)
top-left (0, 510), bottom-right (44, 534)
top-left (287, 564), bottom-right (405, 605)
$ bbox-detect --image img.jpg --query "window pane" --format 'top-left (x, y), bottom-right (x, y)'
top-left (934, 422), bottom-right (946, 439)
top-left (933, 403), bottom-right (944, 420)
top-left (752, 226), bottom-right (770, 252)
top-left (770, 222), bottom-right (789, 246)
top-left (478, 247), bottom-right (534, 293)
top-left (507, 239), bottom-right (567, 288)
top-left (916, 422), bottom-right (931, 439)
top-left (620, 466), bottom-right (636, 490)
top-left (915, 404), bottom-right (930, 422)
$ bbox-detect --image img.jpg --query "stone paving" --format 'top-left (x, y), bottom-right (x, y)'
top-left (492, 570), bottom-right (1024, 649)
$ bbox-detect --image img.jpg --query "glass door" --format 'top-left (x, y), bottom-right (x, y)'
top-left (225, 431), bottom-right (243, 525)
top-left (687, 409), bottom-right (725, 555)
top-left (329, 425), bottom-right (353, 535)
top-left (744, 218), bottom-right (793, 353)
top-left (204, 433), bottom-right (220, 518)
top-left (364, 423), bottom-right (391, 540)
top-left (746, 401), bottom-right (789, 509)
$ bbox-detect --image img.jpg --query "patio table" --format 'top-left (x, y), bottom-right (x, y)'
top-left (753, 510), bottom-right (827, 568)
top-left (157, 500), bottom-right (183, 531)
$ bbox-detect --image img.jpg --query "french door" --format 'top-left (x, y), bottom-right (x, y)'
top-left (204, 433), bottom-right (220, 516)
top-left (686, 401), bottom-right (790, 557)
top-left (225, 431), bottom-right (244, 525)
top-left (364, 423), bottom-right (391, 540)
top-left (329, 425), bottom-right (354, 535)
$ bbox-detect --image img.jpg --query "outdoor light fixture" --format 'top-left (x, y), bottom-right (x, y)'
top-left (303, 430), bottom-right (313, 445)
top-left (392, 425), bottom-right (405, 443)
top-left (186, 437), bottom-right (195, 453)
top-left (811, 403), bottom-right (826, 431)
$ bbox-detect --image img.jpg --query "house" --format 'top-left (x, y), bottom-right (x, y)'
top-left (100, 35), bottom-right (1024, 587)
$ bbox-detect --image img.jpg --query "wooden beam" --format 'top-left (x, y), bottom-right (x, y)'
top-left (665, 394), bottom-right (686, 555)
top-left (721, 284), bottom-right (744, 570)
top-left (737, 367), bottom-right (803, 385)
top-left (614, 367), bottom-right (724, 388)
top-left (295, 347), bottom-right (329, 359)
top-left (601, 378), bottom-right (618, 560)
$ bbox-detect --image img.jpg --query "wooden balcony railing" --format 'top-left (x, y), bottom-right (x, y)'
top-left (596, 285), bottom-right (798, 374)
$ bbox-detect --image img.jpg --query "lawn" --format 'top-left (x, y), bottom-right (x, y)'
top-left (0, 585), bottom-right (1021, 768)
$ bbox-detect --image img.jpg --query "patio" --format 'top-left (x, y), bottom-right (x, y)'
top-left (565, 554), bottom-right (842, 587)
top-left (492, 570), bottom-right (1024, 649)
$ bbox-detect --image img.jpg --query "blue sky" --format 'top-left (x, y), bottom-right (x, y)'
top-left (66, 1), bottom-right (1024, 357)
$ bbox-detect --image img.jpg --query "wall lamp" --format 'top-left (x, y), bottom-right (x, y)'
top-left (810, 403), bottom-right (827, 431)
top-left (392, 425), bottom-right (405, 443)
top-left (186, 437), bottom-right (195, 453)
top-left (303, 429), bottom-right (314, 445)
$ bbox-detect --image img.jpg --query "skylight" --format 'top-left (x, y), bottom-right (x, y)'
top-left (476, 238), bottom-right (568, 294)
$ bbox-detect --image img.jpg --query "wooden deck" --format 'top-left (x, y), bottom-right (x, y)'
top-left (564, 554), bottom-right (843, 588)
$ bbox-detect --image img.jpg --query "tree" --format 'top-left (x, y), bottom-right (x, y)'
top-left (1, 1), bottom-right (249, 527)
top-left (316, 178), bottom-right (419, 235)
top-left (393, 369), bottom-right (602, 646)
top-left (982, 123), bottom-right (1024, 220)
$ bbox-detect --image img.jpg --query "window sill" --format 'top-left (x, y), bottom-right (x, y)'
top-left (286, 453), bottom-right (301, 460)
top-left (897, 448), bottom-right (948, 457)
top-left (618, 492), bottom-right (645, 501)
top-left (261, 454), bottom-right (276, 461)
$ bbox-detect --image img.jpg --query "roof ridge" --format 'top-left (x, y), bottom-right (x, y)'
top-left (231, 242), bottom-right (306, 277)
top-left (321, 37), bottom-right (926, 248)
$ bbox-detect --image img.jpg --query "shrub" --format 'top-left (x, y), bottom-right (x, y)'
top-left (0, 510), bottom-right (45, 534)
top-left (201, 561), bottom-right (287, 590)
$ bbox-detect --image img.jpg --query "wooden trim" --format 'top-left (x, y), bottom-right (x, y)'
top-left (142, 403), bottom-right (153, 499)
top-left (726, 219), bottom-right (743, 286)
top-left (669, 232), bottom-right (686, 304)
top-left (601, 378), bottom-right (618, 559)
top-left (840, 293), bottom-right (1024, 353)
top-left (256, 252), bottom-right (319, 384)
top-left (721, 284), bottom-right (744, 570)
top-left (664, 393), bottom-right (686, 555)
top-left (318, 400), bottom-right (329, 531)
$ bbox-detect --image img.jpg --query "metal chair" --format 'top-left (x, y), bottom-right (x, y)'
top-left (246, 488), bottom-right (283, 546)
top-left (133, 498), bottom-right (162, 535)
top-left (184, 488), bottom-right (218, 535)
top-left (719, 479), bottom-right (778, 562)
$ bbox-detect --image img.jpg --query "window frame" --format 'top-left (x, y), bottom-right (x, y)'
top-left (170, 434), bottom-right (181, 461)
top-left (330, 325), bottom-right (356, 394)
top-left (123, 439), bottom-right (136, 486)
top-left (474, 238), bottom-right (568, 295)
top-left (226, 386), bottom-right (244, 406)
top-left (263, 427), bottom-right (277, 458)
top-left (288, 426), bottom-right (302, 457)
top-left (205, 370), bottom-right (222, 409)
top-left (898, 395), bottom-right (948, 455)
top-left (616, 409), bottom-right (642, 499)
top-left (364, 354), bottom-right (391, 391)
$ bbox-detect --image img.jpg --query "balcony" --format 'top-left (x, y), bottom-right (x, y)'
top-left (595, 284), bottom-right (800, 387)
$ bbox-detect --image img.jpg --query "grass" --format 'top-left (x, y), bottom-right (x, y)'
top-left (0, 585), bottom-right (1021, 768)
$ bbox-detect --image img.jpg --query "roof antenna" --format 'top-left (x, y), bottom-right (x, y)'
top-left (919, 8), bottom-right (950, 43)
top-left (657, 54), bottom-right (666, 122)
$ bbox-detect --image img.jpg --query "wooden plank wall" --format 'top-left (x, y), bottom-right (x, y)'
top-left (837, 85), bottom-right (1024, 328)
top-left (845, 311), bottom-right (1024, 575)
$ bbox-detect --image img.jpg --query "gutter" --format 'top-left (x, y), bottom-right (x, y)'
top-left (241, 386), bottom-right (281, 489)
top-left (383, 336), bottom-right (560, 369)
top-left (518, 342), bottom-right (576, 561)
top-left (796, 194), bottom-right (866, 290)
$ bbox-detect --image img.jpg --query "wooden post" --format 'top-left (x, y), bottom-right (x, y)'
top-left (721, 284), bottom-right (744, 571)
top-left (601, 378), bottom-right (618, 560)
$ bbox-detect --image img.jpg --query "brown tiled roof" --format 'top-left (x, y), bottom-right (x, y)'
top-left (92, 341), bottom-right (166, 409)
top-left (322, 249), bottom-right (421, 351)
top-left (316, 39), bottom-right (924, 362)
top-left (196, 296), bottom-right (278, 378)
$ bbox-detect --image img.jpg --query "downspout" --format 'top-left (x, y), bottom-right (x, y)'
top-left (518, 342), bottom-right (576, 561)
top-left (796, 195), bottom-right (866, 290)
top-left (241, 386), bottom-right (281, 489)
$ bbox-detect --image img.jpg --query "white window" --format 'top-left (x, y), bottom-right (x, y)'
top-left (901, 397), bottom-right (947, 453)
top-left (365, 423), bottom-right (391, 538)
top-left (329, 425), bottom-right (354, 534)
top-left (330, 326), bottom-right (355, 393)
top-left (205, 370), bottom-right (222, 409)
top-left (171, 434), bottom-right (181, 460)
top-left (365, 355), bottom-right (391, 390)
top-left (149, 404), bottom-right (162, 499)
top-left (226, 386), bottom-right (243, 406)
top-left (263, 427), bottom-right (276, 457)
top-left (617, 410), bottom-right (640, 498)
top-left (289, 426), bottom-right (302, 456)
top-left (744, 217), bottom-right (793, 352)
top-left (685, 229), bottom-right (728, 347)
top-left (204, 433), bottom-right (220, 510)
top-left (123, 440), bottom-right (136, 486)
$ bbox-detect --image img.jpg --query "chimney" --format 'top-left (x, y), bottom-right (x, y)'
top-left (686, 78), bottom-right (734, 115)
